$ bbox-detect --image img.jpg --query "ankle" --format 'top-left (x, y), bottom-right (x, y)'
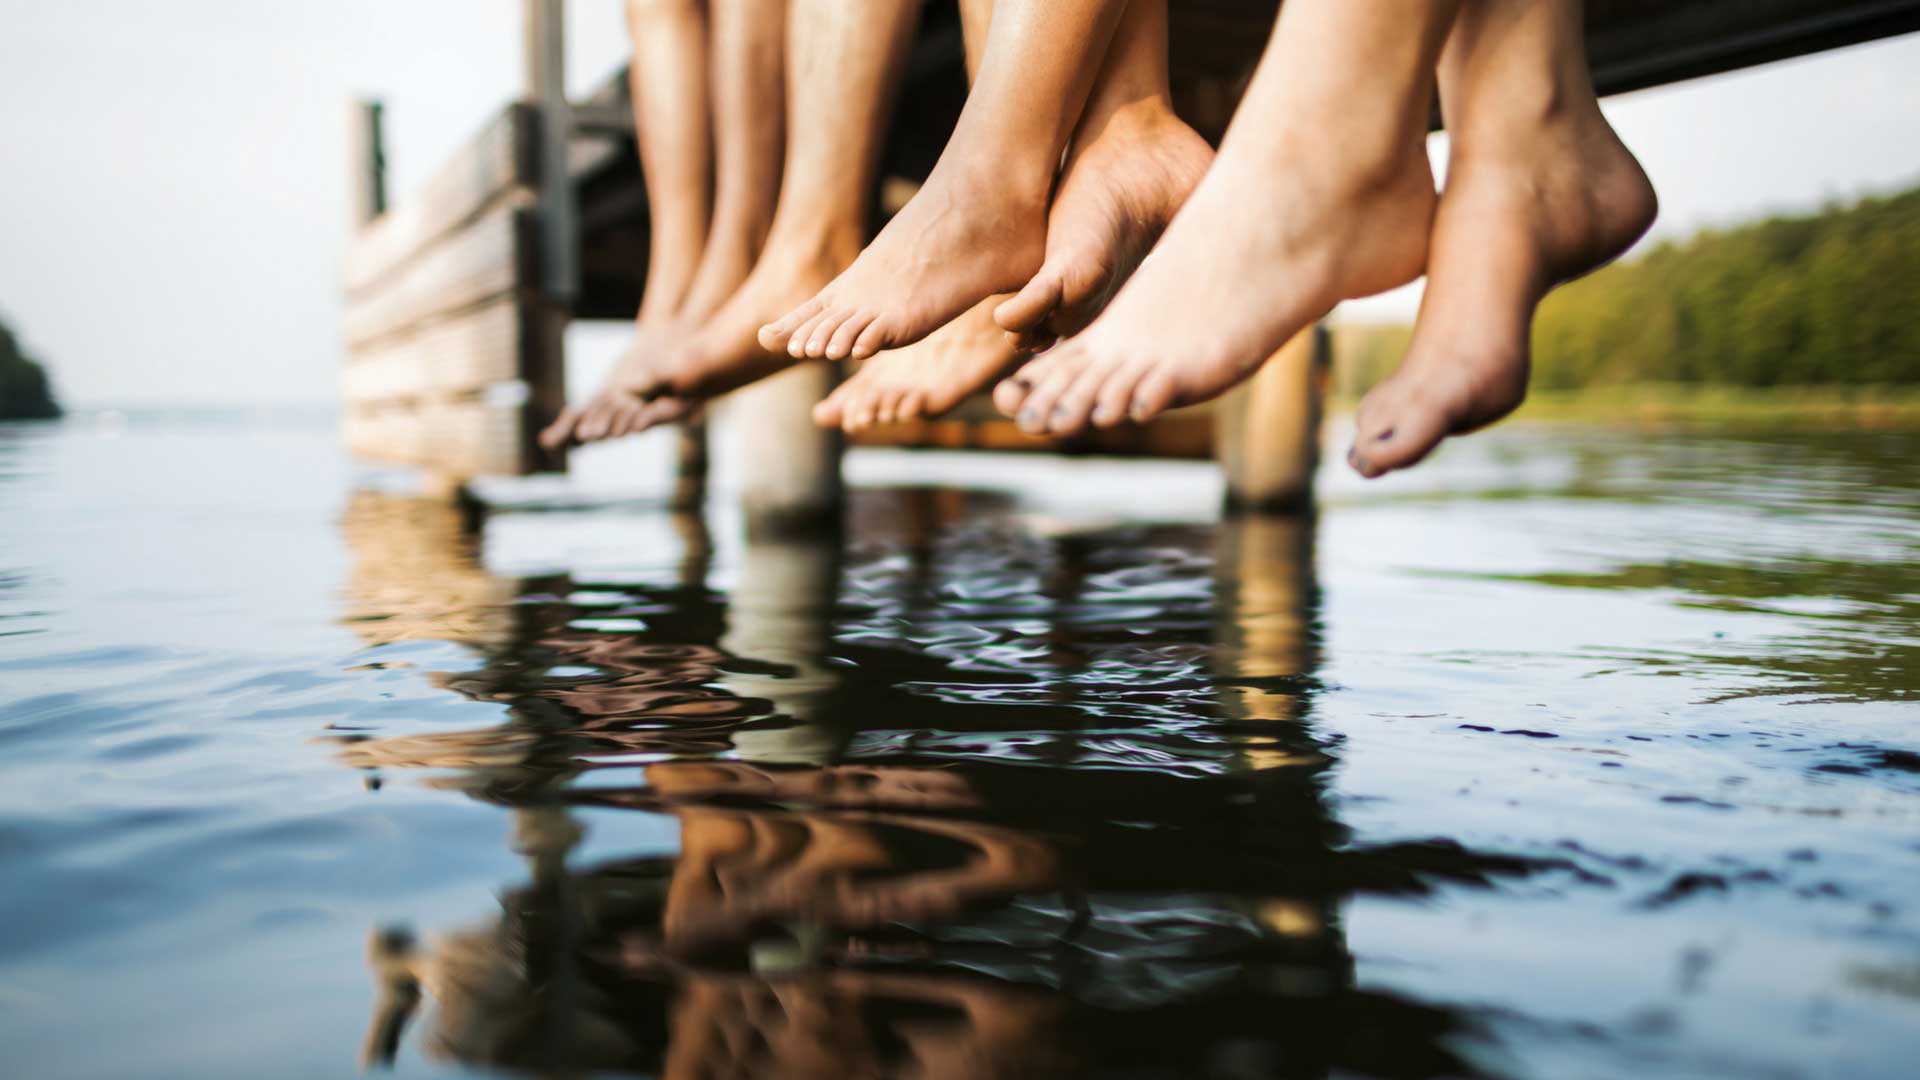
top-left (1077, 94), bottom-right (1184, 148)
top-left (764, 217), bottom-right (866, 271)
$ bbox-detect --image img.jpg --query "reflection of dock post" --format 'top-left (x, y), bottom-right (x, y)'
top-left (719, 525), bottom-right (844, 764)
top-left (1215, 325), bottom-right (1328, 514)
top-left (1214, 512), bottom-right (1320, 748)
top-left (725, 362), bottom-right (844, 536)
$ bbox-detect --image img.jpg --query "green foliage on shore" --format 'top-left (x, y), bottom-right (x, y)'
top-left (1334, 183), bottom-right (1920, 404)
top-left (0, 316), bottom-right (61, 421)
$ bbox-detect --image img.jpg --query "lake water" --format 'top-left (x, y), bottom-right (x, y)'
top-left (2, 412), bottom-right (1916, 1079)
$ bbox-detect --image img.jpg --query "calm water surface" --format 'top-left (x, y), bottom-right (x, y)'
top-left (1, 413), bottom-right (1916, 1078)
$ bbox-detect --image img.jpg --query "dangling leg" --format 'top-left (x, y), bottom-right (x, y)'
top-left (1347, 0), bottom-right (1655, 477)
top-left (606, 0), bottom-right (923, 436)
top-left (544, 0), bottom-right (712, 447)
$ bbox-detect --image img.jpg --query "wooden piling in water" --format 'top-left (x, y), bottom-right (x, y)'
top-left (724, 362), bottom-right (844, 537)
top-left (1214, 326), bottom-right (1329, 515)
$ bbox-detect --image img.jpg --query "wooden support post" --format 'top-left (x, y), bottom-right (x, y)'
top-left (521, 0), bottom-right (574, 472)
top-left (724, 362), bottom-right (843, 537)
top-left (1215, 324), bottom-right (1329, 514)
top-left (348, 99), bottom-right (387, 227)
top-left (523, 0), bottom-right (578, 305)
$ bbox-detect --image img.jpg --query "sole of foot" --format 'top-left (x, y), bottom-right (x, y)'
top-left (756, 164), bottom-right (1049, 364)
top-left (995, 133), bottom-right (1437, 437)
top-left (1348, 109), bottom-right (1657, 478)
top-left (993, 106), bottom-right (1213, 342)
top-left (813, 295), bottom-right (1025, 434)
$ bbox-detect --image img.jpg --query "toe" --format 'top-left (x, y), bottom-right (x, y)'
top-left (1349, 392), bottom-right (1447, 479)
top-left (994, 355), bottom-right (1053, 416)
top-left (539, 408), bottom-right (579, 452)
top-left (759, 298), bottom-right (823, 351)
top-left (1043, 359), bottom-right (1111, 437)
top-left (994, 271), bottom-right (1063, 334)
top-left (1090, 359), bottom-right (1150, 428)
top-left (787, 310), bottom-right (832, 359)
top-left (1016, 353), bottom-right (1086, 434)
top-left (825, 312), bottom-right (877, 361)
top-left (1047, 258), bottom-right (1115, 338)
top-left (1127, 369), bottom-right (1180, 425)
top-left (635, 397), bottom-right (690, 434)
top-left (897, 389), bottom-right (928, 422)
top-left (813, 389), bottom-right (846, 429)
top-left (576, 401), bottom-right (613, 442)
top-left (849, 392), bottom-right (878, 433)
top-left (849, 317), bottom-right (896, 361)
top-left (802, 309), bottom-right (848, 359)
top-left (608, 399), bottom-right (646, 438)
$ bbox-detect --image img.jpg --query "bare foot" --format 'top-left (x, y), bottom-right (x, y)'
top-left (756, 162), bottom-right (1050, 363)
top-left (993, 104), bottom-right (1212, 341)
top-left (812, 296), bottom-right (1024, 434)
top-left (540, 322), bottom-right (681, 450)
top-left (572, 230), bottom-right (860, 443)
top-left (995, 131), bottom-right (1436, 436)
top-left (1348, 108), bottom-right (1656, 477)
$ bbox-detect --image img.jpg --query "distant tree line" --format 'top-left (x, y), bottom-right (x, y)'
top-left (0, 315), bottom-right (61, 420)
top-left (1336, 182), bottom-right (1920, 395)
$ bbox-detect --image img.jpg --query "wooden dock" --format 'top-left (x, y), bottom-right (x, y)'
top-left (339, 0), bottom-right (1920, 511)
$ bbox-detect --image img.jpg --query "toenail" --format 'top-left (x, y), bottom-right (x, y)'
top-left (1018, 407), bottom-right (1044, 430)
top-left (1129, 402), bottom-right (1150, 423)
top-left (1092, 407), bottom-right (1116, 426)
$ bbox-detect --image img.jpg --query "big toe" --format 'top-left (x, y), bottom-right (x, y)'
top-left (1348, 388), bottom-right (1449, 478)
top-left (995, 273), bottom-right (1064, 334)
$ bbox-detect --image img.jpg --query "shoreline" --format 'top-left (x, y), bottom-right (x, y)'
top-left (1332, 383), bottom-right (1920, 431)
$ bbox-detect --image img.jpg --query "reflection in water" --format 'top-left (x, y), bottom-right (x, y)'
top-left (332, 491), bottom-right (1502, 1078)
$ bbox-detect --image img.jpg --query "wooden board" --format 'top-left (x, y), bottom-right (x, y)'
top-left (342, 201), bottom-right (535, 349)
top-left (343, 398), bottom-right (526, 478)
top-left (342, 298), bottom-right (526, 407)
top-left (344, 104), bottom-right (537, 296)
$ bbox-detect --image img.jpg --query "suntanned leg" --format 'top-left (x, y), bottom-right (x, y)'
top-left (757, 0), bottom-right (1129, 363)
top-left (991, 0), bottom-right (1211, 343)
top-left (1347, 0), bottom-right (1655, 477)
top-left (997, 0), bottom-right (1456, 437)
top-left (545, 0), bottom-right (712, 447)
top-left (547, 0), bottom-right (789, 447)
top-left (593, 0), bottom-right (922, 438)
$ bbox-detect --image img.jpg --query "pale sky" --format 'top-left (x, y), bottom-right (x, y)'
top-left (0, 3), bottom-right (1916, 407)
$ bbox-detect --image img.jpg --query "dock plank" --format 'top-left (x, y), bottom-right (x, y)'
top-left (343, 398), bottom-right (525, 477)
top-left (342, 299), bottom-right (526, 406)
top-left (342, 202), bottom-right (534, 349)
top-left (344, 104), bottom-right (538, 296)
